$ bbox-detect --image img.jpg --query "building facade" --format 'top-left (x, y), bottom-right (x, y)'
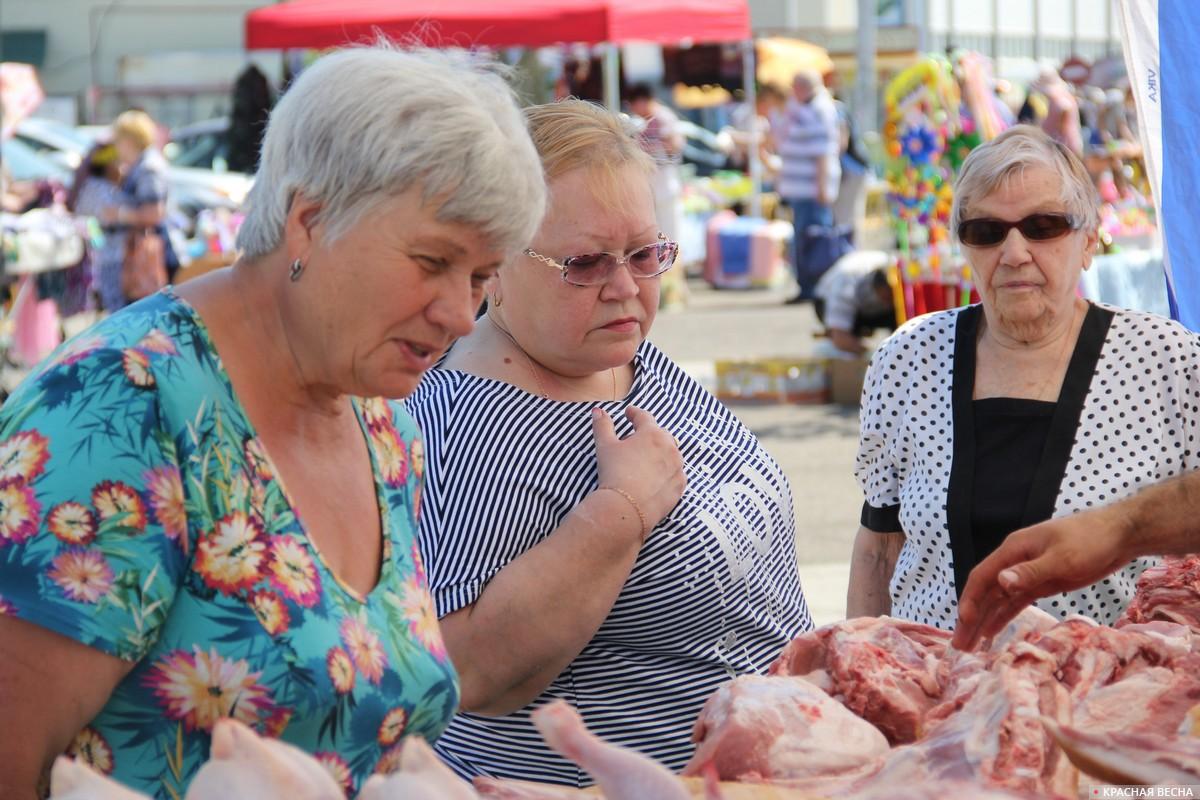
top-left (749, 0), bottom-right (1122, 81)
top-left (1, 0), bottom-right (270, 126)
top-left (1, 0), bottom-right (1123, 127)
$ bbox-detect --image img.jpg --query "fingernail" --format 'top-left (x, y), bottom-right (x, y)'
top-left (999, 569), bottom-right (1018, 588)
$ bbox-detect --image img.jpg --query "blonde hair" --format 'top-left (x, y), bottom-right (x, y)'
top-left (112, 110), bottom-right (157, 152)
top-left (524, 99), bottom-right (655, 209)
top-left (952, 124), bottom-right (1101, 237)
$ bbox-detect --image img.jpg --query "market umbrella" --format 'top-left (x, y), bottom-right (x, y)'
top-left (673, 83), bottom-right (733, 110)
top-left (1, 63), bottom-right (44, 140)
top-left (756, 37), bottom-right (834, 91)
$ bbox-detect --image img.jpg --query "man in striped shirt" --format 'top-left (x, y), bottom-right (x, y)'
top-left (778, 70), bottom-right (841, 303)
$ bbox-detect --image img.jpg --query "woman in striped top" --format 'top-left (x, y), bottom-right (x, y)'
top-left (406, 100), bottom-right (813, 787)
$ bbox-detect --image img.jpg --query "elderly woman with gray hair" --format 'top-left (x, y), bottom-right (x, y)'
top-left (0, 46), bottom-right (544, 799)
top-left (847, 124), bottom-right (1200, 630)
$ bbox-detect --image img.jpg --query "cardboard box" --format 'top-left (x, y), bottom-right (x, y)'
top-left (828, 357), bottom-right (870, 406)
top-left (715, 358), bottom-right (830, 405)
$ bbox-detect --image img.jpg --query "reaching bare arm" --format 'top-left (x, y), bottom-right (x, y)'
top-left (829, 328), bottom-right (867, 356)
top-left (954, 469), bottom-right (1200, 650)
top-left (441, 406), bottom-right (686, 716)
top-left (815, 155), bottom-right (830, 206)
top-left (102, 201), bottom-right (166, 228)
top-left (846, 526), bottom-right (904, 618)
top-left (0, 616), bottom-right (132, 799)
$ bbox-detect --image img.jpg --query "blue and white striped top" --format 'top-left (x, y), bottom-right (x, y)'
top-left (777, 92), bottom-right (841, 202)
top-left (405, 339), bottom-right (812, 786)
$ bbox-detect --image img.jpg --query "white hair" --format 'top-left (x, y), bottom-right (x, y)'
top-left (792, 69), bottom-right (823, 90)
top-left (951, 124), bottom-right (1100, 238)
top-left (236, 44), bottom-right (546, 260)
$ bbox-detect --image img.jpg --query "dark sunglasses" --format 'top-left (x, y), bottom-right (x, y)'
top-left (525, 234), bottom-right (679, 287)
top-left (956, 213), bottom-right (1080, 248)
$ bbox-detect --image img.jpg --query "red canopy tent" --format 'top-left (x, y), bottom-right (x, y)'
top-left (243, 0), bottom-right (762, 211)
top-left (243, 0), bottom-right (750, 50)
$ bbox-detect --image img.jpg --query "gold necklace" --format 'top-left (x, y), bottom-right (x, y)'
top-left (488, 314), bottom-right (617, 401)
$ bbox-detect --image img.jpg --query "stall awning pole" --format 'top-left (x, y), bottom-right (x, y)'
top-left (855, 0), bottom-right (878, 136)
top-left (741, 39), bottom-right (762, 218)
top-left (603, 44), bottom-right (620, 111)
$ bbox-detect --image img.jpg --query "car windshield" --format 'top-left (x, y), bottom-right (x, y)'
top-left (168, 132), bottom-right (227, 170)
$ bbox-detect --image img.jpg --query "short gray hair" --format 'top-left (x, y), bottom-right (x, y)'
top-left (951, 124), bottom-right (1100, 240)
top-left (792, 69), bottom-right (822, 90)
top-left (236, 44), bottom-right (546, 260)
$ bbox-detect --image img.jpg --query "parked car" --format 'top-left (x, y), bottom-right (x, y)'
top-left (13, 118), bottom-right (252, 226)
top-left (2, 137), bottom-right (73, 184)
top-left (10, 117), bottom-right (95, 172)
top-left (165, 117), bottom-right (235, 173)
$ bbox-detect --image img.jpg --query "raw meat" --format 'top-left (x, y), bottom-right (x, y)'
top-left (1021, 617), bottom-right (1185, 693)
top-left (49, 757), bottom-right (151, 800)
top-left (1072, 659), bottom-right (1200, 737)
top-left (1118, 555), bottom-right (1200, 632)
top-left (853, 780), bottom-right (1044, 800)
top-left (861, 660), bottom-right (1076, 799)
top-left (682, 675), bottom-right (889, 781)
top-left (768, 616), bottom-right (951, 743)
top-left (186, 718), bottom-right (344, 800)
top-left (473, 775), bottom-right (855, 799)
top-left (473, 779), bottom-right (590, 799)
top-left (532, 700), bottom-right (690, 800)
top-left (357, 737), bottom-right (479, 800)
top-left (1043, 718), bottom-right (1200, 786)
top-left (741, 601), bottom-right (1200, 798)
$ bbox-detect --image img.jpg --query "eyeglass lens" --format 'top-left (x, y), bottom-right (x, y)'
top-left (562, 241), bottom-right (678, 285)
top-left (958, 213), bottom-right (1076, 247)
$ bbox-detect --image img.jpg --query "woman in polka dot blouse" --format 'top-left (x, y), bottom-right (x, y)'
top-left (847, 125), bottom-right (1200, 630)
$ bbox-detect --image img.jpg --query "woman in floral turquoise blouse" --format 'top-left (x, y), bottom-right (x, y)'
top-left (0, 45), bottom-right (546, 800)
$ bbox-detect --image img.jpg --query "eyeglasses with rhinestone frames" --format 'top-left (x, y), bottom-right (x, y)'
top-left (524, 233), bottom-right (680, 287)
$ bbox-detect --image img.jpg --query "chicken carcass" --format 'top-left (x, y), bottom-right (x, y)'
top-left (681, 675), bottom-right (889, 781)
top-left (472, 778), bottom-right (592, 799)
top-left (357, 737), bottom-right (479, 800)
top-left (532, 700), bottom-right (690, 800)
top-left (49, 757), bottom-right (151, 800)
top-left (185, 718), bottom-right (344, 800)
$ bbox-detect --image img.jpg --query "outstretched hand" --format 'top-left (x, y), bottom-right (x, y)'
top-left (952, 510), bottom-right (1132, 651)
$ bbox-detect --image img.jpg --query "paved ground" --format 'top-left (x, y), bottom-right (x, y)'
top-left (649, 278), bottom-right (862, 626)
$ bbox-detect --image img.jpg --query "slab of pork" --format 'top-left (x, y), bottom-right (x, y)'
top-left (681, 674), bottom-right (889, 781)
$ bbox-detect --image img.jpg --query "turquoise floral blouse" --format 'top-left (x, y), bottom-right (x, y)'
top-left (0, 290), bottom-right (458, 798)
